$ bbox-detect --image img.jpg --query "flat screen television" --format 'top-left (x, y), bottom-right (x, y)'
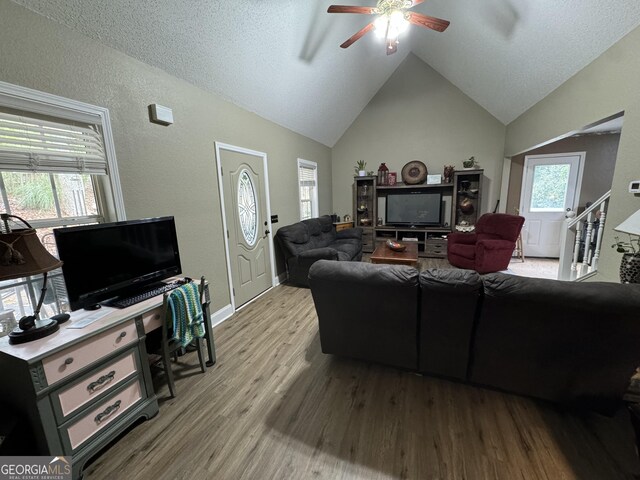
top-left (386, 191), bottom-right (442, 226)
top-left (54, 217), bottom-right (182, 311)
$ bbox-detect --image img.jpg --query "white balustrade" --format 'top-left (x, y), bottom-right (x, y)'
top-left (558, 190), bottom-right (610, 281)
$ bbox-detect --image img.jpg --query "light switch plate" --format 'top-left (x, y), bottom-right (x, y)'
top-left (630, 180), bottom-right (640, 193)
top-left (149, 104), bottom-right (174, 125)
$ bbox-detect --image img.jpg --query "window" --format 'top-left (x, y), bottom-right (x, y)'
top-left (237, 169), bottom-right (258, 246)
top-left (529, 163), bottom-right (570, 212)
top-left (298, 159), bottom-right (318, 220)
top-left (0, 81), bottom-right (123, 322)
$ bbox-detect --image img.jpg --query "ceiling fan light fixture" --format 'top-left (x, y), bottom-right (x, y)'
top-left (374, 10), bottom-right (409, 40)
top-left (328, 0), bottom-right (449, 54)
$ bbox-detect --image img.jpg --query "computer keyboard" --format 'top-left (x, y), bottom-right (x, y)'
top-left (108, 281), bottom-right (183, 308)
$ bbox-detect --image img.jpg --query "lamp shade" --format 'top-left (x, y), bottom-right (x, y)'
top-left (615, 209), bottom-right (640, 236)
top-left (0, 229), bottom-right (62, 281)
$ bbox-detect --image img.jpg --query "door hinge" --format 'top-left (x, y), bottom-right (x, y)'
top-left (232, 288), bottom-right (235, 296)
top-left (220, 167), bottom-right (223, 176)
top-left (226, 230), bottom-right (230, 239)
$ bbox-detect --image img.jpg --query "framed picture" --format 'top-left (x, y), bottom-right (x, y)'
top-left (427, 174), bottom-right (442, 185)
top-left (388, 172), bottom-right (397, 186)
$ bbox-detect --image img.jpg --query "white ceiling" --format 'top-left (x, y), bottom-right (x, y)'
top-left (10, 0), bottom-right (640, 147)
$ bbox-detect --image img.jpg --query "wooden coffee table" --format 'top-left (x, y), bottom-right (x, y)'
top-left (370, 242), bottom-right (419, 267)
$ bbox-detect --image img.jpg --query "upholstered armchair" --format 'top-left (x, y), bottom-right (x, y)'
top-left (447, 213), bottom-right (524, 274)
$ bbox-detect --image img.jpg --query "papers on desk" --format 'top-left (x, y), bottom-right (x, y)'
top-left (66, 308), bottom-right (115, 329)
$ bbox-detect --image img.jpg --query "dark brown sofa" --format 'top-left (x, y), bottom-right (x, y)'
top-left (275, 215), bottom-right (362, 287)
top-left (309, 260), bottom-right (640, 413)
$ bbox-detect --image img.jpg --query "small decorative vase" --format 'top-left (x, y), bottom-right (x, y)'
top-left (459, 197), bottom-right (474, 215)
top-left (358, 170), bottom-right (366, 177)
top-left (443, 165), bottom-right (454, 183)
top-left (620, 253), bottom-right (640, 284)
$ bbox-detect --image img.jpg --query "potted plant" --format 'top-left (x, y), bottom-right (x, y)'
top-left (463, 156), bottom-right (476, 169)
top-left (612, 235), bottom-right (640, 283)
top-left (354, 160), bottom-right (367, 177)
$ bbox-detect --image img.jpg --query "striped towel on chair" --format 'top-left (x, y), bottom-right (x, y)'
top-left (167, 282), bottom-right (205, 347)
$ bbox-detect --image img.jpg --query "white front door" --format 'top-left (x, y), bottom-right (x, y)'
top-left (520, 153), bottom-right (585, 258)
top-left (216, 143), bottom-right (274, 309)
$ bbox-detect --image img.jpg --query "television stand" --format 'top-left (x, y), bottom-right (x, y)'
top-left (0, 278), bottom-right (216, 480)
top-left (374, 226), bottom-right (449, 258)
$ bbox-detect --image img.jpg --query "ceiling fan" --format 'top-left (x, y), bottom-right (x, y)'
top-left (327, 0), bottom-right (450, 55)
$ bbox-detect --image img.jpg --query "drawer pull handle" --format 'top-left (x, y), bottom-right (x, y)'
top-left (64, 357), bottom-right (74, 366)
top-left (118, 332), bottom-right (127, 339)
top-left (94, 400), bottom-right (122, 424)
top-left (87, 371), bottom-right (116, 393)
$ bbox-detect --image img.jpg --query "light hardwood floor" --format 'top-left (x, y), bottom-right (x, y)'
top-left (85, 284), bottom-right (639, 480)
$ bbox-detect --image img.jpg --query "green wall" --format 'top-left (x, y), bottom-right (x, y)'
top-left (331, 54), bottom-right (506, 221)
top-left (505, 25), bottom-right (640, 281)
top-left (0, 0), bottom-right (332, 311)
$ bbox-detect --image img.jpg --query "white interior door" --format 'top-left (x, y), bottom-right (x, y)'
top-left (520, 153), bottom-right (585, 258)
top-left (216, 143), bottom-right (274, 309)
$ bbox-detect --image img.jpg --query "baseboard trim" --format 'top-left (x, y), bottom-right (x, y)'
top-left (274, 272), bottom-right (287, 286)
top-left (210, 303), bottom-right (234, 328)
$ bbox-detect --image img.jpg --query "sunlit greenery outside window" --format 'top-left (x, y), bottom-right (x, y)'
top-left (298, 159), bottom-right (318, 221)
top-left (0, 171), bottom-right (103, 319)
top-left (529, 164), bottom-right (570, 212)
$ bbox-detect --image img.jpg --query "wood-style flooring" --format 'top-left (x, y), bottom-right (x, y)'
top-left (85, 284), bottom-right (639, 480)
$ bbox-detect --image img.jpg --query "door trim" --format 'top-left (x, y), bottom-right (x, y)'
top-left (214, 142), bottom-right (275, 313)
top-left (498, 157), bottom-right (511, 214)
top-left (519, 152), bottom-right (586, 215)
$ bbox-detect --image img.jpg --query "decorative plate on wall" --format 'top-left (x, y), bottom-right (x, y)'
top-left (401, 161), bottom-right (428, 185)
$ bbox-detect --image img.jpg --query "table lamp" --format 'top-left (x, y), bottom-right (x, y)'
top-left (614, 209), bottom-right (640, 237)
top-left (0, 214), bottom-right (64, 344)
top-left (614, 209), bottom-right (640, 284)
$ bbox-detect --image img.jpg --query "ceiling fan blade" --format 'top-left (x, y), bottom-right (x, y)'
top-left (340, 23), bottom-right (375, 48)
top-left (386, 40), bottom-right (398, 55)
top-left (407, 12), bottom-right (450, 32)
top-left (327, 5), bottom-right (377, 14)
top-left (410, 0), bottom-right (426, 6)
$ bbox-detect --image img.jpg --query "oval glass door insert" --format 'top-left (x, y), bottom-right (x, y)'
top-left (237, 169), bottom-right (258, 246)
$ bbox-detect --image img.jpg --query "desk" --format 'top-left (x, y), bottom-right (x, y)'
top-left (0, 280), bottom-right (215, 480)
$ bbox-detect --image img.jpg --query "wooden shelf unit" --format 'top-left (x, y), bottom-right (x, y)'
top-left (353, 176), bottom-right (377, 253)
top-left (374, 181), bottom-right (454, 259)
top-left (353, 174), bottom-right (484, 258)
top-left (453, 169), bottom-right (484, 229)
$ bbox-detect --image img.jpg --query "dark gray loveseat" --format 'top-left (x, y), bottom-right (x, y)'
top-left (275, 215), bottom-right (362, 287)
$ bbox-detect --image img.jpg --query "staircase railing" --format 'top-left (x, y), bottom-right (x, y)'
top-left (558, 190), bottom-right (611, 281)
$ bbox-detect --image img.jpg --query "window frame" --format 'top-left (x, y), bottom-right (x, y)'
top-left (0, 81), bottom-right (125, 319)
top-left (0, 80), bottom-right (125, 221)
top-left (297, 158), bottom-right (319, 221)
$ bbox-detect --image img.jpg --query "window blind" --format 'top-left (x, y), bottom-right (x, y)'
top-left (0, 111), bottom-right (108, 175)
top-left (298, 164), bottom-right (316, 187)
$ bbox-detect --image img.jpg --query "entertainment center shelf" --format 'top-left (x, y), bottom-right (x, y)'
top-left (375, 226), bottom-right (449, 258)
top-left (353, 169), bottom-right (484, 258)
top-left (376, 183), bottom-right (454, 191)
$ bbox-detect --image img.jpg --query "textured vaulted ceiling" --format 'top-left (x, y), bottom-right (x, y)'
top-left (10, 0), bottom-right (640, 146)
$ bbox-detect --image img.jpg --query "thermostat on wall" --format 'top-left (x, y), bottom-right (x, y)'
top-left (630, 180), bottom-right (640, 193)
top-left (149, 104), bottom-right (174, 126)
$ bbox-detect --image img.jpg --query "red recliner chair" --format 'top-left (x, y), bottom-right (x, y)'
top-left (447, 213), bottom-right (525, 274)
